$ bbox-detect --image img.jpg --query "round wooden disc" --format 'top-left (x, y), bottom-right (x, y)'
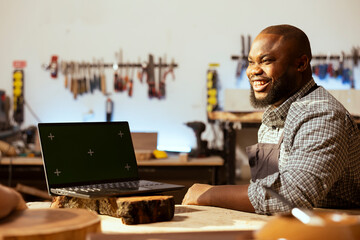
top-left (0, 208), bottom-right (101, 240)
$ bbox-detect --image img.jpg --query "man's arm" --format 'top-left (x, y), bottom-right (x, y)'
top-left (0, 185), bottom-right (27, 218)
top-left (182, 183), bottom-right (255, 212)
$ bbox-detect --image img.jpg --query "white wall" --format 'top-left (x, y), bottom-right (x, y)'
top-left (1, 0), bottom-right (360, 151)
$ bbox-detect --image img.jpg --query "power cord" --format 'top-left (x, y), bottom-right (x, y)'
top-left (23, 99), bottom-right (41, 123)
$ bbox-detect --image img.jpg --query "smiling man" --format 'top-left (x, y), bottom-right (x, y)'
top-left (182, 24), bottom-right (360, 214)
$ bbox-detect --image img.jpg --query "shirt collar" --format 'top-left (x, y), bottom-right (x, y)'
top-left (262, 78), bottom-right (316, 127)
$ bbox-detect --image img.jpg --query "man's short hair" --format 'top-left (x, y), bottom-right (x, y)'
top-left (260, 24), bottom-right (312, 61)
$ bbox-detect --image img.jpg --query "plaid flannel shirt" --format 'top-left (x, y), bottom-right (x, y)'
top-left (248, 79), bottom-right (360, 214)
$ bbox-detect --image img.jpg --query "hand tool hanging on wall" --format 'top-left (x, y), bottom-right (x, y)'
top-left (157, 57), bottom-right (162, 99)
top-left (100, 59), bottom-right (106, 95)
top-left (235, 35), bottom-right (245, 78)
top-left (89, 59), bottom-right (96, 93)
top-left (86, 63), bottom-right (91, 94)
top-left (159, 58), bottom-right (176, 99)
top-left (128, 64), bottom-right (135, 97)
top-left (80, 61), bottom-right (87, 95)
top-left (123, 62), bottom-right (129, 91)
top-left (73, 62), bottom-right (79, 99)
top-left (95, 60), bottom-right (102, 91)
top-left (41, 55), bottom-right (58, 79)
top-left (77, 63), bottom-right (83, 96)
top-left (137, 57), bottom-right (146, 83)
top-left (84, 63), bottom-right (89, 94)
top-left (69, 62), bottom-right (74, 94)
top-left (235, 35), bottom-right (251, 82)
top-left (60, 61), bottom-right (69, 88)
top-left (147, 54), bottom-right (157, 98)
top-left (163, 59), bottom-right (176, 81)
top-left (49, 55), bottom-right (58, 79)
top-left (118, 49), bottom-right (124, 91)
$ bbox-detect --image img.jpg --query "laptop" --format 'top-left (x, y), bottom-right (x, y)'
top-left (38, 121), bottom-right (184, 199)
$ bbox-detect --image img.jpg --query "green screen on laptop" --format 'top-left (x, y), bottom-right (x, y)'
top-left (38, 122), bottom-right (139, 187)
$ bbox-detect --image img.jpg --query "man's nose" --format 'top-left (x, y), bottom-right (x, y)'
top-left (247, 64), bottom-right (263, 77)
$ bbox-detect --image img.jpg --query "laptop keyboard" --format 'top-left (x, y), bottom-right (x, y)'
top-left (54, 180), bottom-right (164, 194)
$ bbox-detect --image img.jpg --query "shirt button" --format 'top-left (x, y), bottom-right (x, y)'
top-left (272, 126), bottom-right (276, 130)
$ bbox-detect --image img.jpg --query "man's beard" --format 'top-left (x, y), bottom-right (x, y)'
top-left (249, 76), bottom-right (292, 109)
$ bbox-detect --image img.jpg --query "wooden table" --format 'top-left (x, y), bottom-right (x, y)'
top-left (28, 202), bottom-right (270, 239)
top-left (26, 202), bottom-right (360, 240)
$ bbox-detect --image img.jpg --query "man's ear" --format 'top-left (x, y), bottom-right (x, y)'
top-left (297, 55), bottom-right (309, 72)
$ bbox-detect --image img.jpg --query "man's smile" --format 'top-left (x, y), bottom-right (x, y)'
top-left (251, 79), bottom-right (271, 92)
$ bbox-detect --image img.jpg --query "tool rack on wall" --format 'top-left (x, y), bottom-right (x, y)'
top-left (43, 52), bottom-right (178, 100)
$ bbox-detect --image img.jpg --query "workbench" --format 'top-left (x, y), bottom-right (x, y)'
top-left (0, 156), bottom-right (224, 203)
top-left (26, 202), bottom-right (270, 239)
top-left (25, 202), bottom-right (360, 240)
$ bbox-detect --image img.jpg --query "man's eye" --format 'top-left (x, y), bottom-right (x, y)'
top-left (262, 59), bottom-right (273, 63)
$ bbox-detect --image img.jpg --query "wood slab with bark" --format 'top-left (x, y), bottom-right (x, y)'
top-left (51, 195), bottom-right (175, 225)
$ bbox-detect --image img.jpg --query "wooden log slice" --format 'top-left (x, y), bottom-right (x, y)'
top-left (51, 195), bottom-right (175, 225)
top-left (0, 208), bottom-right (101, 240)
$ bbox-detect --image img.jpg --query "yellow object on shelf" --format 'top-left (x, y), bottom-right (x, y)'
top-left (153, 150), bottom-right (168, 159)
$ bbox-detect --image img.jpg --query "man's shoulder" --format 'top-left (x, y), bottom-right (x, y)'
top-left (290, 86), bottom-right (347, 116)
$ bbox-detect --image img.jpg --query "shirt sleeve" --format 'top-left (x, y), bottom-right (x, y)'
top-left (248, 108), bottom-right (349, 214)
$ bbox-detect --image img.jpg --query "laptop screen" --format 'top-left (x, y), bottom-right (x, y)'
top-left (38, 122), bottom-right (139, 187)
